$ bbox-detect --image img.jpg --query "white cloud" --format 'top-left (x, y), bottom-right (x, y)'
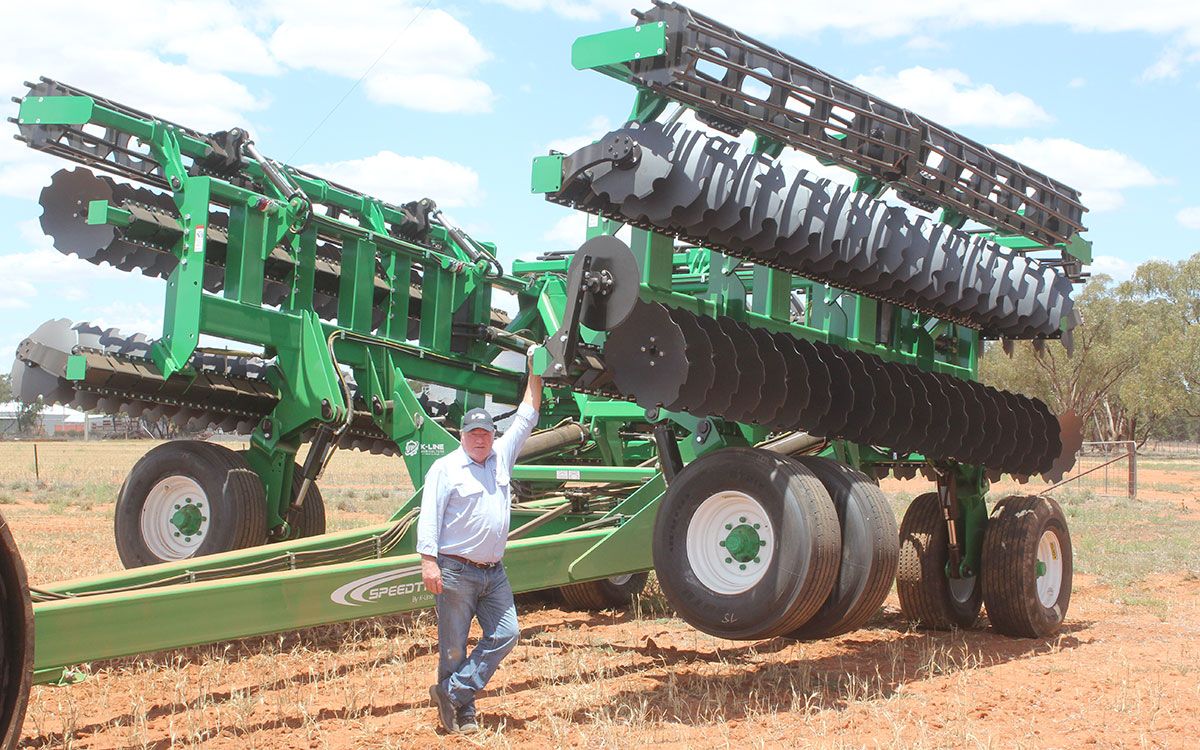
top-left (1069, 77), bottom-right (1087, 88)
top-left (501, 1), bottom-right (1200, 77)
top-left (488, 0), bottom-right (606, 21)
top-left (542, 211), bottom-right (633, 250)
top-left (0, 1), bottom-right (271, 202)
top-left (1141, 42), bottom-right (1200, 81)
top-left (0, 220), bottom-right (159, 317)
top-left (266, 0), bottom-right (495, 114)
top-left (1089, 254), bottom-right (1136, 282)
top-left (0, 1), bottom-right (499, 204)
top-left (903, 36), bottom-right (948, 52)
top-left (543, 213), bottom-right (588, 247)
top-left (1177, 206), bottom-right (1200, 229)
top-left (501, 1), bottom-right (1200, 43)
top-left (300, 151), bottom-right (481, 208)
top-left (0, 6), bottom-right (268, 128)
top-left (988, 138), bottom-right (1162, 213)
top-left (546, 116), bottom-right (615, 155)
top-left (80, 300), bottom-right (162, 336)
top-left (850, 67), bottom-right (1051, 128)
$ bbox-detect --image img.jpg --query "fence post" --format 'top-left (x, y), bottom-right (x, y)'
top-left (33, 443), bottom-right (39, 483)
top-left (1127, 442), bottom-right (1137, 499)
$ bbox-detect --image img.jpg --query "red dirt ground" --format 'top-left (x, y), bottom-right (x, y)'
top-left (12, 466), bottom-right (1200, 748)
top-left (17, 576), bottom-right (1199, 749)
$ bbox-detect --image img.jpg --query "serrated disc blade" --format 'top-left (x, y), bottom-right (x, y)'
top-left (983, 387), bottom-right (1021, 470)
top-left (768, 333), bottom-right (811, 431)
top-left (39, 168), bottom-right (117, 261)
top-left (1001, 391), bottom-right (1038, 474)
top-left (1027, 398), bottom-right (1061, 474)
top-left (716, 318), bottom-right (764, 423)
top-left (835, 350), bottom-right (879, 444)
top-left (663, 307), bottom-right (715, 413)
top-left (807, 342), bottom-right (854, 437)
top-left (590, 124), bottom-right (675, 204)
top-left (951, 378), bottom-right (988, 466)
top-left (878, 362), bottom-right (915, 451)
top-left (915, 373), bottom-right (954, 459)
top-left (892, 365), bottom-right (932, 455)
top-left (692, 315), bottom-right (739, 416)
top-left (853, 353), bottom-right (895, 446)
top-left (791, 338), bottom-right (832, 431)
top-left (744, 327), bottom-right (788, 425)
top-left (605, 301), bottom-right (689, 410)
top-left (1042, 409), bottom-right (1083, 483)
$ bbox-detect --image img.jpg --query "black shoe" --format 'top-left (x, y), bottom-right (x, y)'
top-left (429, 683), bottom-right (458, 732)
top-left (457, 706), bottom-right (479, 734)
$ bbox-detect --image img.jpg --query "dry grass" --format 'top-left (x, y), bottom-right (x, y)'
top-left (0, 439), bottom-right (412, 582)
top-left (5, 440), bottom-right (1200, 748)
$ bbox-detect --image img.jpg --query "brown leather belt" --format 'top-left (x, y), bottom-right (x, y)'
top-left (442, 554), bottom-right (500, 570)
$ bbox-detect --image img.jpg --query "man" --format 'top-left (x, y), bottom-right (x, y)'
top-left (416, 350), bottom-right (543, 734)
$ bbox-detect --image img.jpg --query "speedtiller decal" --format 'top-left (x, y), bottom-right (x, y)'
top-left (330, 565), bottom-right (426, 607)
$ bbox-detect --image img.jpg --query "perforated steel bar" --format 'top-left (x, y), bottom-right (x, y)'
top-left (615, 2), bottom-right (1087, 248)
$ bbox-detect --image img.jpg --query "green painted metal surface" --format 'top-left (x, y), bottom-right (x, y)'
top-left (571, 22), bottom-right (667, 71)
top-left (9, 14), bottom-right (1094, 692)
top-left (64, 354), bottom-right (86, 381)
top-left (531, 154), bottom-right (564, 193)
top-left (31, 529), bottom-right (614, 680)
top-left (18, 94), bottom-right (93, 125)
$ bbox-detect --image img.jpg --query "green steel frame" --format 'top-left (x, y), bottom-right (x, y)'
top-left (4, 3), bottom-right (1089, 699)
top-left (10, 87), bottom-right (683, 687)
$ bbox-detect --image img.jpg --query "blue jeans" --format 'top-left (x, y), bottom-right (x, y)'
top-left (435, 555), bottom-right (519, 712)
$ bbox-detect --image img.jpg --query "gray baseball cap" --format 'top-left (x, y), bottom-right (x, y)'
top-left (461, 407), bottom-right (496, 435)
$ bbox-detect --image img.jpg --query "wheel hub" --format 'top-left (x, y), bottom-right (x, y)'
top-left (687, 491), bottom-right (774, 594)
top-left (722, 523), bottom-right (763, 563)
top-left (170, 502), bottom-right (204, 537)
top-left (1035, 529), bottom-right (1064, 608)
top-left (141, 477), bottom-right (209, 560)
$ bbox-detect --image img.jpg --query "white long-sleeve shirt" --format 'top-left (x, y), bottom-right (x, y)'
top-left (415, 402), bottom-right (538, 564)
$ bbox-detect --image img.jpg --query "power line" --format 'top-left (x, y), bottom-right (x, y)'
top-left (287, 0), bottom-right (435, 162)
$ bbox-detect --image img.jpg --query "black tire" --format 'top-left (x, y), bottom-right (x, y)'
top-left (0, 508), bottom-right (33, 750)
top-left (284, 461), bottom-right (327, 539)
top-left (652, 448), bottom-right (840, 640)
top-left (982, 495), bottom-right (1072, 638)
top-left (233, 454), bottom-right (327, 539)
top-left (115, 441), bottom-right (269, 568)
top-left (897, 492), bottom-right (982, 629)
top-left (558, 572), bottom-right (649, 610)
top-left (785, 457), bottom-right (899, 640)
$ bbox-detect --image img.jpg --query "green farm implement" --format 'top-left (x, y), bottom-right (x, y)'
top-left (0, 2), bottom-right (1087, 743)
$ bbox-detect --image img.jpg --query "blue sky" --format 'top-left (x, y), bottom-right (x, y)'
top-left (1, 0), bottom-right (1197, 366)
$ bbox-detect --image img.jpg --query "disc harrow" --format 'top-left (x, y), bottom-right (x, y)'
top-left (623, 1), bottom-right (1087, 250)
top-left (604, 300), bottom-right (1069, 480)
top-left (37, 167), bottom-right (508, 331)
top-left (10, 319), bottom-right (401, 456)
top-left (0, 11), bottom-right (1098, 740)
top-left (551, 121), bottom-right (1076, 339)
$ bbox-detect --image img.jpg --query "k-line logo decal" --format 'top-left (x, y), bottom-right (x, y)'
top-left (403, 440), bottom-right (446, 457)
top-left (330, 565), bottom-right (425, 606)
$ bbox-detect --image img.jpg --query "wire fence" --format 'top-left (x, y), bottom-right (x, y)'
top-left (1138, 440), bottom-right (1200, 459)
top-left (1047, 441), bottom-right (1137, 499)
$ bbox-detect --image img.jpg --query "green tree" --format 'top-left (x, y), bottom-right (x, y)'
top-left (981, 275), bottom-right (1145, 439)
top-left (1111, 255), bottom-right (1200, 440)
top-left (16, 398), bottom-right (44, 435)
top-left (0, 374), bottom-right (10, 403)
top-left (981, 254), bottom-right (1200, 445)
